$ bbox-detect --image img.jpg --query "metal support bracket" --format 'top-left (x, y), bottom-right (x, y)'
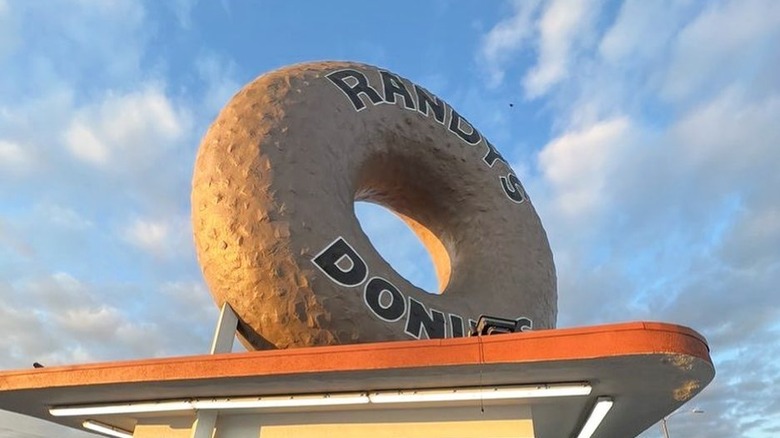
top-left (189, 302), bottom-right (239, 438)
top-left (210, 302), bottom-right (239, 354)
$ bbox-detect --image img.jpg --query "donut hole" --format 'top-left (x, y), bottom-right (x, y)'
top-left (354, 201), bottom-right (443, 295)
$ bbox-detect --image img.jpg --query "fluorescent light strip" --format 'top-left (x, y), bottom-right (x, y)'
top-left (51, 401), bottom-right (193, 417)
top-left (576, 397), bottom-right (614, 438)
top-left (191, 393), bottom-right (370, 410)
top-left (82, 420), bottom-right (133, 438)
top-left (50, 383), bottom-right (591, 417)
top-left (368, 383), bottom-right (591, 404)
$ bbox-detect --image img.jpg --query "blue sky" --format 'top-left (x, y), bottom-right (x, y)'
top-left (1, 1), bottom-right (779, 437)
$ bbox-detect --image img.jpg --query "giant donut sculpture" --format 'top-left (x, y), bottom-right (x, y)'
top-left (192, 61), bottom-right (556, 350)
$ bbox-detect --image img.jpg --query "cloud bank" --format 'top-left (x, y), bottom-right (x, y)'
top-left (478, 1), bottom-right (780, 436)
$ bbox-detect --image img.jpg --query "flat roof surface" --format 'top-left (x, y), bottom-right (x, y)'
top-left (0, 321), bottom-right (714, 437)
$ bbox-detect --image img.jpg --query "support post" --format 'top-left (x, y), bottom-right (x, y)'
top-left (190, 411), bottom-right (218, 438)
top-left (210, 302), bottom-right (239, 354)
top-left (189, 303), bottom-right (239, 438)
top-left (660, 418), bottom-right (670, 438)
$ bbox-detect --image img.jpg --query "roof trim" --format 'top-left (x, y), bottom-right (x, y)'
top-left (0, 321), bottom-right (711, 392)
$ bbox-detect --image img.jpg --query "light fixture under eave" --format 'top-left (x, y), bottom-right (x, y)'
top-left (191, 393), bottom-right (370, 410)
top-left (576, 396), bottom-right (614, 438)
top-left (82, 420), bottom-right (133, 438)
top-left (49, 382), bottom-right (591, 417)
top-left (49, 394), bottom-right (369, 417)
top-left (368, 383), bottom-right (592, 404)
top-left (51, 400), bottom-right (194, 417)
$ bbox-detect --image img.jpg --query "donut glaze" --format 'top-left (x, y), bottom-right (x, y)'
top-left (192, 61), bottom-right (556, 349)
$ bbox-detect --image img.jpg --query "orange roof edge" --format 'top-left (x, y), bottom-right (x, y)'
top-left (0, 321), bottom-right (712, 392)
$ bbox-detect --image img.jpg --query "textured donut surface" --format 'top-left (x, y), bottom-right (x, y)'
top-left (192, 61), bottom-right (556, 349)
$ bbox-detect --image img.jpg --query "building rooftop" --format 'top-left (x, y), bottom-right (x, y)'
top-left (0, 321), bottom-right (713, 437)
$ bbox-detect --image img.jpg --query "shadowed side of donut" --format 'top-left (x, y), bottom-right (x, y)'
top-left (192, 61), bottom-right (556, 349)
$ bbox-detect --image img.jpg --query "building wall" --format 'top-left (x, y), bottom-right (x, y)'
top-left (132, 404), bottom-right (534, 438)
top-left (133, 416), bottom-right (193, 438)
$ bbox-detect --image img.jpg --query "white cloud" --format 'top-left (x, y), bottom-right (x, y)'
top-left (52, 271), bottom-right (86, 293)
top-left (121, 215), bottom-right (193, 258)
top-left (161, 281), bottom-right (216, 327)
top-left (25, 272), bottom-right (93, 310)
top-left (0, 303), bottom-right (41, 358)
top-left (64, 86), bottom-right (188, 169)
top-left (477, 0), bottom-right (604, 96)
top-left (0, 269), bottom-right (209, 371)
top-left (673, 87), bottom-right (780, 184)
top-left (39, 203), bottom-right (94, 230)
top-left (0, 218), bottom-right (35, 258)
top-left (598, 0), bottom-right (686, 63)
top-left (122, 218), bottom-right (170, 255)
top-left (478, 0), bottom-right (542, 86)
top-left (56, 305), bottom-right (123, 336)
top-left (0, 2), bottom-right (206, 435)
top-left (538, 116), bottom-right (631, 218)
top-left (661, 0), bottom-right (780, 102)
top-left (480, 1), bottom-right (780, 435)
top-left (55, 304), bottom-right (163, 355)
top-left (719, 205), bottom-right (780, 270)
top-left (64, 122), bottom-right (108, 165)
top-left (522, 0), bottom-right (601, 98)
top-left (0, 140), bottom-right (31, 173)
top-left (0, 273), bottom-right (100, 367)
